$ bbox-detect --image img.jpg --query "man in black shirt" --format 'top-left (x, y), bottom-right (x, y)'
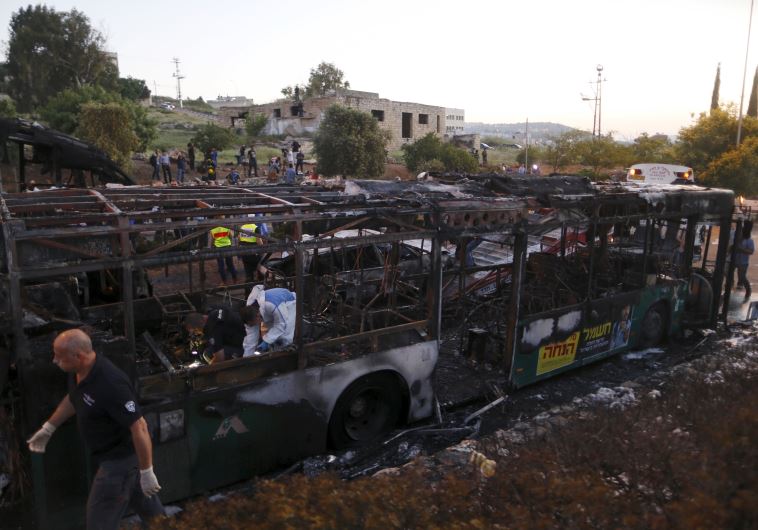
top-left (27, 329), bottom-right (164, 529)
top-left (184, 307), bottom-right (245, 364)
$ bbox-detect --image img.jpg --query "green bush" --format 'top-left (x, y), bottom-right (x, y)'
top-left (191, 123), bottom-right (236, 156)
top-left (402, 133), bottom-right (478, 173)
top-left (0, 98), bottom-right (17, 118)
top-left (76, 103), bottom-right (138, 169)
top-left (313, 105), bottom-right (388, 178)
top-left (40, 85), bottom-right (156, 151)
top-left (245, 114), bottom-right (268, 138)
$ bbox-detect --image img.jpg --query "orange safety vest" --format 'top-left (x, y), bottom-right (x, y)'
top-left (210, 226), bottom-right (232, 248)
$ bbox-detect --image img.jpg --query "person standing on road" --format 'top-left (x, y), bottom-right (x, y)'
top-left (735, 220), bottom-right (754, 302)
top-left (149, 150), bottom-right (160, 181)
top-left (176, 153), bottom-right (186, 184)
top-left (27, 329), bottom-right (165, 529)
top-left (187, 142), bottom-right (196, 172)
top-left (210, 148), bottom-right (218, 170)
top-left (284, 163), bottom-right (297, 185)
top-left (238, 221), bottom-right (263, 289)
top-left (159, 151), bottom-right (172, 183)
top-left (210, 224), bottom-right (238, 284)
top-left (286, 148), bottom-right (294, 168)
top-left (247, 146), bottom-right (258, 178)
top-left (295, 150), bottom-right (305, 174)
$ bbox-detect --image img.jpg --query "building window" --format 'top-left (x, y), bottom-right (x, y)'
top-left (371, 110), bottom-right (385, 122)
top-left (273, 108), bottom-right (281, 118)
top-left (402, 112), bottom-right (412, 138)
top-left (418, 114), bottom-right (429, 125)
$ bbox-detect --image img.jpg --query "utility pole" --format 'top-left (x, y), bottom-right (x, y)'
top-left (596, 64), bottom-right (604, 137)
top-left (737, 0), bottom-right (755, 146)
top-left (581, 65), bottom-right (605, 138)
top-left (172, 57), bottom-right (185, 108)
top-left (524, 118), bottom-right (529, 172)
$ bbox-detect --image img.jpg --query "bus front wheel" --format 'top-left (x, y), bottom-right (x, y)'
top-left (640, 303), bottom-right (667, 347)
top-left (328, 373), bottom-right (403, 449)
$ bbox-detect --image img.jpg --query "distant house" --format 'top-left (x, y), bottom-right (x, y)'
top-left (445, 108), bottom-right (465, 136)
top-left (207, 96), bottom-right (254, 110)
top-left (217, 89), bottom-right (462, 151)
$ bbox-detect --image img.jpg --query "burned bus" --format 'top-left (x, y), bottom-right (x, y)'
top-left (0, 176), bottom-right (735, 528)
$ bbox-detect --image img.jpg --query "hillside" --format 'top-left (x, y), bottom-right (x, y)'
top-left (465, 121), bottom-right (575, 140)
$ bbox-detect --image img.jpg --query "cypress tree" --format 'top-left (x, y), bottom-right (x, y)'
top-left (747, 65), bottom-right (758, 118)
top-left (711, 63), bottom-right (721, 112)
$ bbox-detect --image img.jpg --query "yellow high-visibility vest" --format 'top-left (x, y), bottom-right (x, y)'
top-left (210, 226), bottom-right (232, 248)
top-left (239, 223), bottom-right (258, 244)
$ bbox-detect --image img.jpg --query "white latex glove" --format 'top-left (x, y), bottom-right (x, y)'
top-left (27, 422), bottom-right (56, 453)
top-left (139, 466), bottom-right (161, 497)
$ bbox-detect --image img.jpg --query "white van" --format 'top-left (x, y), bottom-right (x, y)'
top-left (627, 163), bottom-right (695, 185)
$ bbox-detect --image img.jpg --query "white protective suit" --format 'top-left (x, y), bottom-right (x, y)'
top-left (243, 285), bottom-right (296, 356)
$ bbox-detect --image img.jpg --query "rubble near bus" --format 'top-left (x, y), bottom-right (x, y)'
top-left (0, 176), bottom-right (736, 528)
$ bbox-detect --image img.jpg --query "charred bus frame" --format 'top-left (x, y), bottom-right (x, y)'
top-left (0, 177), bottom-right (735, 528)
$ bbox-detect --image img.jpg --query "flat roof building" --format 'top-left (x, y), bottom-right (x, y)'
top-left (218, 89), bottom-right (459, 152)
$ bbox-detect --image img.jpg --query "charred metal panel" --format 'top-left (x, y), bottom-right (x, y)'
top-left (0, 117), bottom-right (136, 187)
top-left (236, 340), bottom-right (438, 423)
top-left (15, 235), bottom-right (118, 268)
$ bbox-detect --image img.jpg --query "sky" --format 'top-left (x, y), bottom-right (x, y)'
top-left (0, 0), bottom-right (755, 140)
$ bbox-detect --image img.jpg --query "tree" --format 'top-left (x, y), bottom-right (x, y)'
top-left (76, 102), bottom-right (138, 169)
top-left (402, 133), bottom-right (477, 173)
top-left (117, 77), bottom-right (151, 101)
top-left (711, 63), bottom-right (721, 112)
top-left (516, 145), bottom-right (544, 167)
top-left (699, 136), bottom-right (758, 195)
top-left (543, 130), bottom-right (587, 172)
top-left (0, 98), bottom-right (17, 118)
top-left (313, 105), bottom-right (388, 178)
top-left (630, 133), bottom-right (676, 163)
top-left (5, 5), bottom-right (117, 111)
top-left (191, 123), bottom-right (236, 156)
top-left (573, 135), bottom-right (623, 176)
top-left (747, 66), bottom-right (758, 119)
top-left (282, 63), bottom-right (350, 99)
top-left (281, 85), bottom-right (300, 99)
top-left (40, 85), bottom-right (156, 151)
top-left (675, 106), bottom-right (758, 174)
top-left (306, 62), bottom-right (350, 96)
top-left (245, 114), bottom-right (268, 138)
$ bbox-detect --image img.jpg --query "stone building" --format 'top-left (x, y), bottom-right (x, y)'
top-left (218, 89), bottom-right (457, 152)
top-left (445, 108), bottom-right (465, 136)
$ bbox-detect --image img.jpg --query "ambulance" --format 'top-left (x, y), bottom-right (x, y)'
top-left (627, 163), bottom-right (695, 185)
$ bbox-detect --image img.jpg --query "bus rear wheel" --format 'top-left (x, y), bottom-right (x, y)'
top-left (640, 303), bottom-right (667, 347)
top-left (328, 373), bottom-right (403, 449)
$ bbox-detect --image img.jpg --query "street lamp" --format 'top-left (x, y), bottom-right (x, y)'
top-left (581, 94), bottom-right (598, 137)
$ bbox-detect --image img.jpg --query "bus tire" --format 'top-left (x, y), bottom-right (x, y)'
top-left (328, 373), bottom-right (403, 449)
top-left (640, 303), bottom-right (667, 347)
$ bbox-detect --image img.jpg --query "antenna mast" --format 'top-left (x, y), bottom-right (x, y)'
top-left (172, 57), bottom-right (185, 108)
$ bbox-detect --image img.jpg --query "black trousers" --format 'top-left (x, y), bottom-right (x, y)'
top-left (86, 454), bottom-right (164, 530)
